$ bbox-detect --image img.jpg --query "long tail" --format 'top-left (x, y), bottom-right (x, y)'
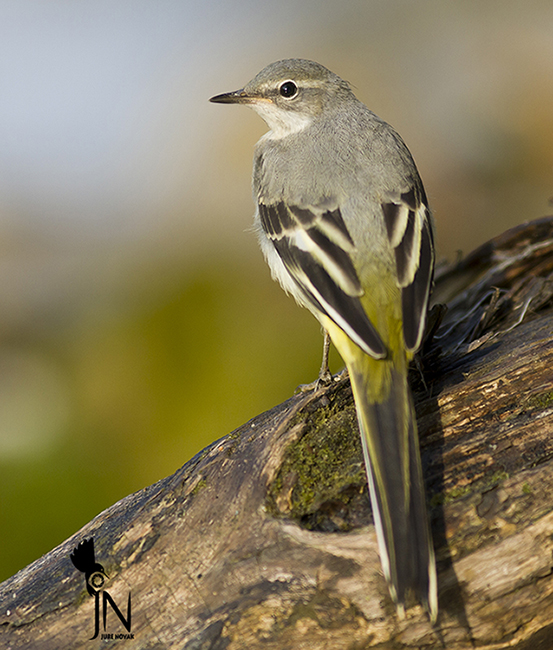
top-left (349, 354), bottom-right (437, 621)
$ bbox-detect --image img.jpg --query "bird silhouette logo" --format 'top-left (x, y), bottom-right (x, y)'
top-left (70, 537), bottom-right (132, 640)
top-left (70, 538), bottom-right (109, 596)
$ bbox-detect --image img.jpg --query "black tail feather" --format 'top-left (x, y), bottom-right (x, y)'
top-left (350, 361), bottom-right (437, 620)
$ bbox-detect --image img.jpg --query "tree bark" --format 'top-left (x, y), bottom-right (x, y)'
top-left (2, 217), bottom-right (553, 649)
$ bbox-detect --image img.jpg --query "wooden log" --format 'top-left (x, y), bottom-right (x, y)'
top-left (2, 217), bottom-right (553, 648)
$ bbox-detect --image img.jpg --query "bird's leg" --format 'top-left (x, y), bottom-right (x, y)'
top-left (317, 330), bottom-right (332, 385)
top-left (296, 330), bottom-right (334, 393)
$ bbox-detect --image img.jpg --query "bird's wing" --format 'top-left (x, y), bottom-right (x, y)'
top-left (70, 538), bottom-right (95, 573)
top-left (382, 187), bottom-right (434, 352)
top-left (258, 200), bottom-right (387, 359)
top-left (258, 188), bottom-right (434, 357)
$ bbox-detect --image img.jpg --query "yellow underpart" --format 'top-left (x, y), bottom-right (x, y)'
top-left (319, 275), bottom-right (411, 403)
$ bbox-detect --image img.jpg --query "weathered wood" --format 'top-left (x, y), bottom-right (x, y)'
top-left (2, 217), bottom-right (553, 649)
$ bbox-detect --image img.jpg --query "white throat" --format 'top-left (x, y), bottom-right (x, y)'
top-left (250, 102), bottom-right (312, 140)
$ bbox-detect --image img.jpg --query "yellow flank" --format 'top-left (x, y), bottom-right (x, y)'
top-left (320, 274), bottom-right (410, 403)
top-left (325, 318), bottom-right (391, 401)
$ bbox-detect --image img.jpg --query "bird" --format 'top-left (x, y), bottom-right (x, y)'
top-left (70, 538), bottom-right (108, 596)
top-left (210, 58), bottom-right (437, 621)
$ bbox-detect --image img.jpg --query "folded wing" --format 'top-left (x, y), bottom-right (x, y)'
top-left (258, 201), bottom-right (387, 359)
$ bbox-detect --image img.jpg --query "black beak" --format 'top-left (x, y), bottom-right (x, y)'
top-left (209, 88), bottom-right (253, 104)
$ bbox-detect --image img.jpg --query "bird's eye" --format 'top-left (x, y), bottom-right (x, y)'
top-left (279, 81), bottom-right (298, 99)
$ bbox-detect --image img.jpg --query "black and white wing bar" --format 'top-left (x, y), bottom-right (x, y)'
top-left (258, 201), bottom-right (387, 359)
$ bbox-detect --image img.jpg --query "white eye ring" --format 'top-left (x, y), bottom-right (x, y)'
top-left (279, 80), bottom-right (299, 99)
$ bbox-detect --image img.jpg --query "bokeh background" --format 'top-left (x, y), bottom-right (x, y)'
top-left (1, 0), bottom-right (553, 582)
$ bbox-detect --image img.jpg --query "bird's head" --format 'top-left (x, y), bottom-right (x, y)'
top-left (209, 59), bottom-right (355, 138)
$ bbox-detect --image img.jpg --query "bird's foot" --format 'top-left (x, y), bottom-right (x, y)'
top-left (295, 368), bottom-right (335, 394)
top-left (295, 330), bottom-right (335, 393)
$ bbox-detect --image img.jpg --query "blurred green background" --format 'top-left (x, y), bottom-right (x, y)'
top-left (1, 0), bottom-right (553, 582)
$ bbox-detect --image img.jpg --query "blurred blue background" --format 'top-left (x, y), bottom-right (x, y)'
top-left (1, 0), bottom-right (553, 581)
